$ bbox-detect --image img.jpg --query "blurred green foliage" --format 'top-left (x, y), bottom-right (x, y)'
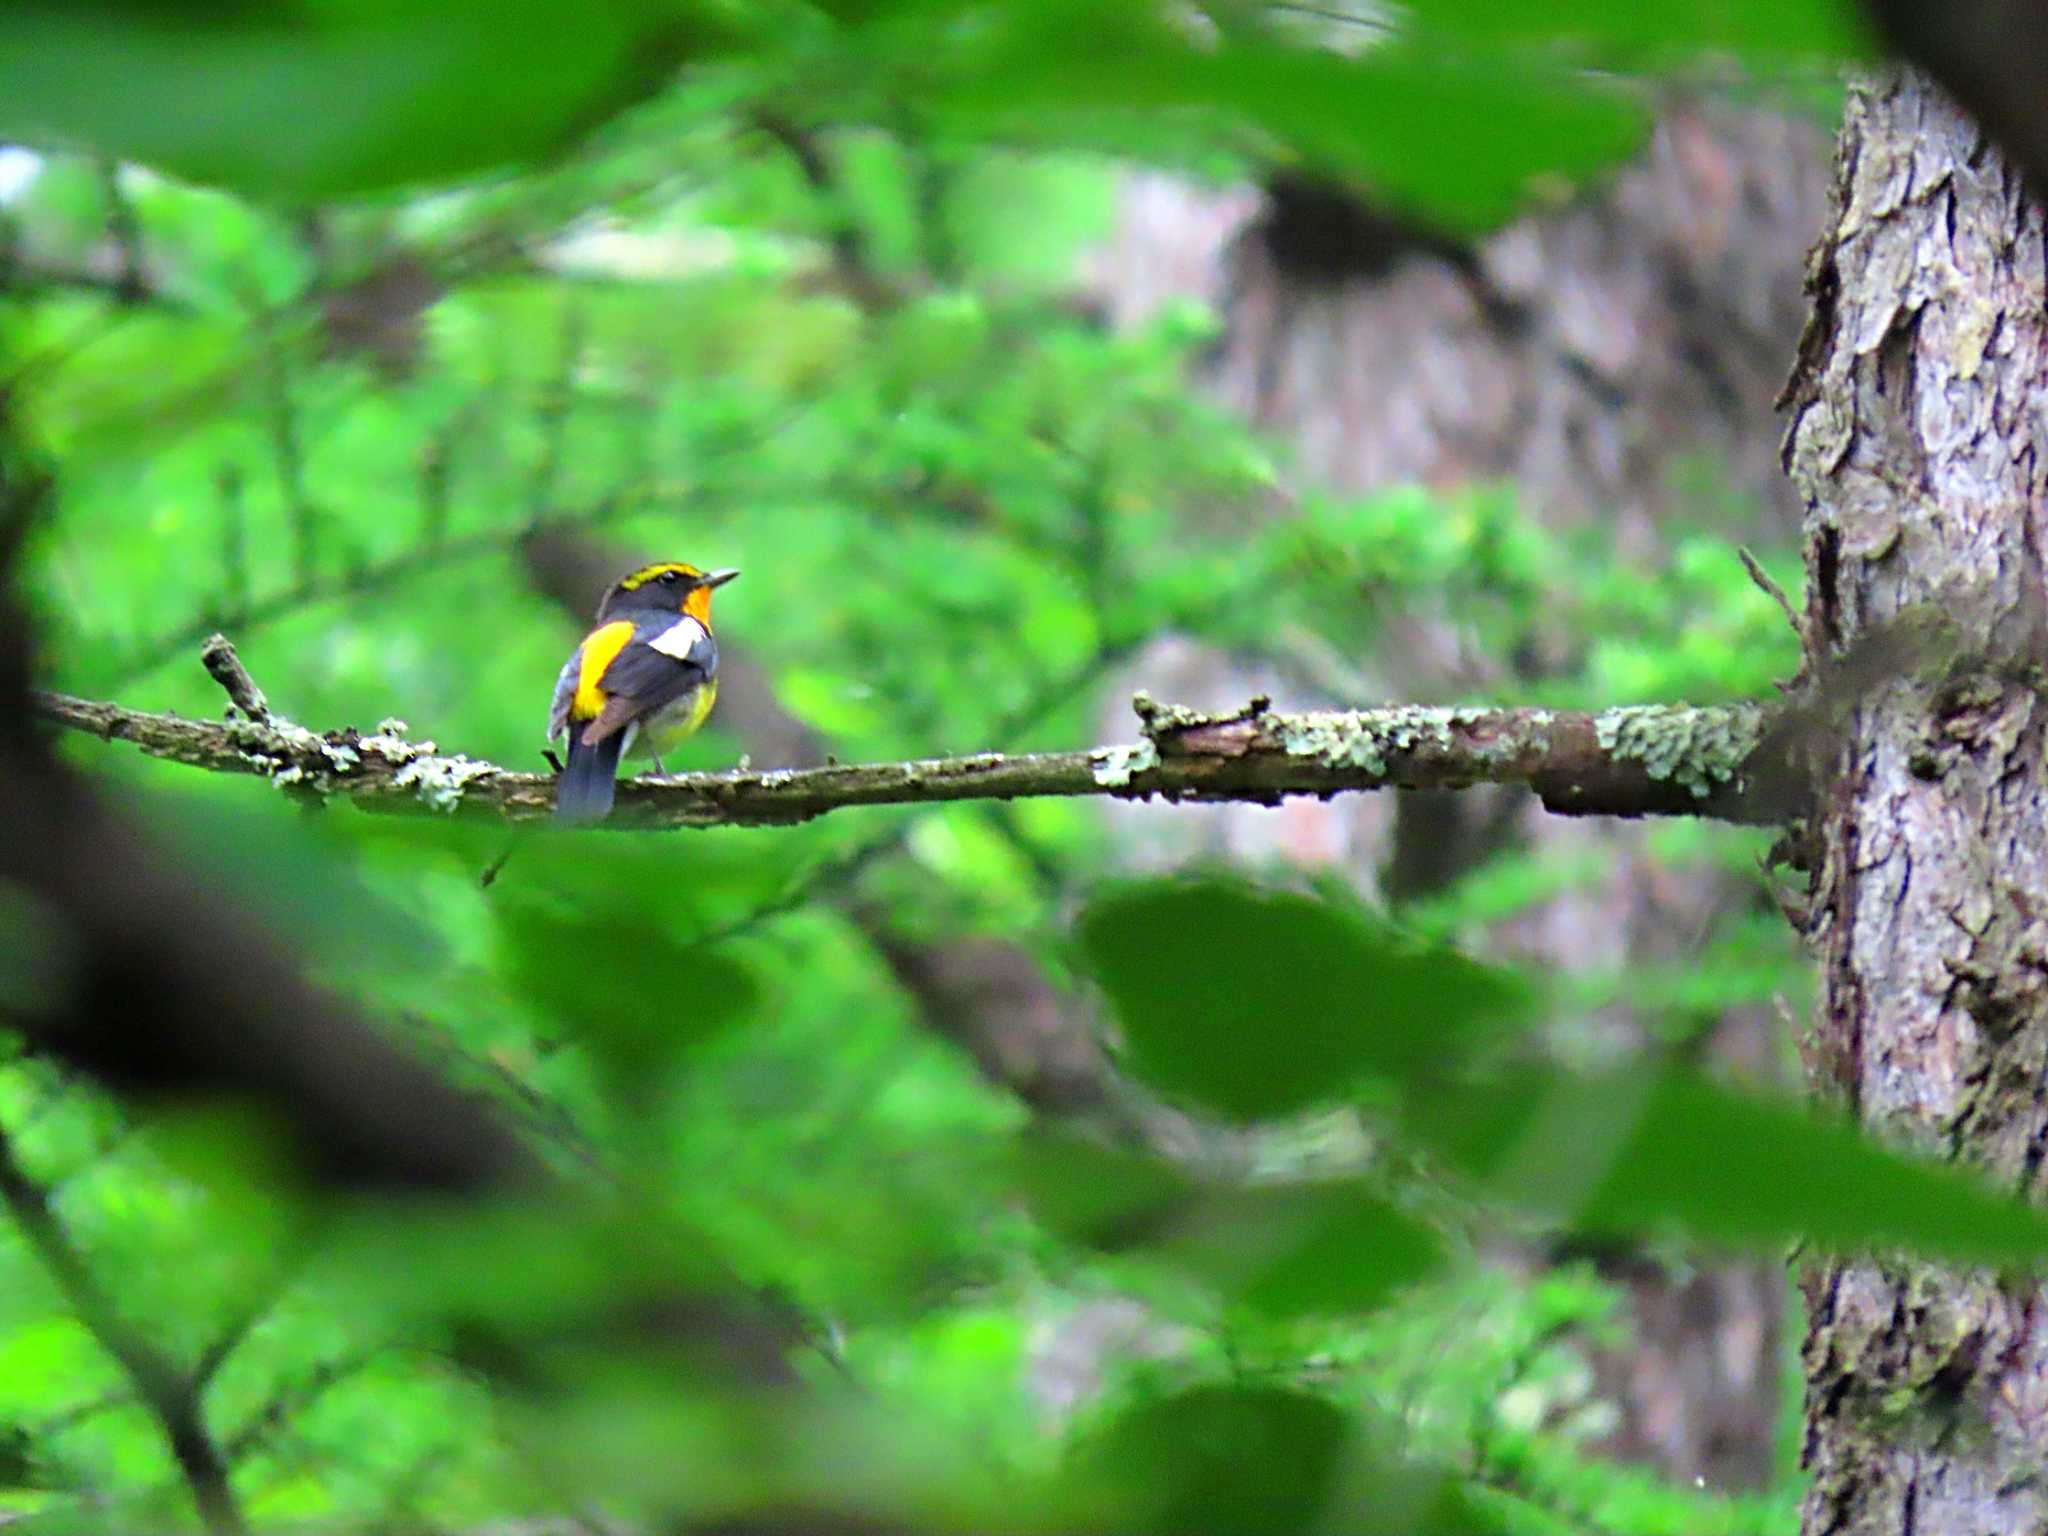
top-left (1, 0), bottom-right (1865, 222)
top-left (0, 2), bottom-right (1960, 1534)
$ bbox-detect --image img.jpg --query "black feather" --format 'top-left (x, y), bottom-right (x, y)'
top-left (594, 621), bottom-right (716, 717)
top-left (555, 723), bottom-right (626, 824)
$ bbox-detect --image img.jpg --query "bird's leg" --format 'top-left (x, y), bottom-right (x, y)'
top-left (643, 754), bottom-right (670, 782)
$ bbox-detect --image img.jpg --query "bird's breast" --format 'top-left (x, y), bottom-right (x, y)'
top-left (626, 679), bottom-right (719, 759)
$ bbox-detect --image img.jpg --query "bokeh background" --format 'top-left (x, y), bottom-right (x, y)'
top-left (0, 4), bottom-right (2023, 1533)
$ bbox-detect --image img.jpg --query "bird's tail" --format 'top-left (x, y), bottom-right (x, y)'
top-left (555, 724), bottom-right (625, 824)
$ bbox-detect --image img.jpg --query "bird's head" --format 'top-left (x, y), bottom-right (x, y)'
top-left (597, 562), bottom-right (739, 625)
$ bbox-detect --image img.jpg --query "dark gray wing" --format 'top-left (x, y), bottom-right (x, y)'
top-left (581, 614), bottom-right (719, 746)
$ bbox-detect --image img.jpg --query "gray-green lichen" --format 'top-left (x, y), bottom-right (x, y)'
top-left (1091, 740), bottom-right (1159, 787)
top-left (226, 715), bottom-right (362, 785)
top-left (225, 712), bottom-right (494, 811)
top-left (1128, 689), bottom-right (1250, 734)
top-left (1593, 704), bottom-right (1764, 799)
top-left (356, 730), bottom-right (425, 761)
top-left (392, 753), bottom-right (495, 812)
top-left (1271, 705), bottom-right (1494, 777)
top-left (1274, 713), bottom-right (1392, 775)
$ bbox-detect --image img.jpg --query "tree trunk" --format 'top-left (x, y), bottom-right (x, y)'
top-left (1783, 73), bottom-right (2048, 1536)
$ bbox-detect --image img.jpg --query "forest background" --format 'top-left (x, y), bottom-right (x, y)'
top-left (1, 3), bottom-right (2043, 1533)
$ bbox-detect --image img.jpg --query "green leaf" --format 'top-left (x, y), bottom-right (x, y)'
top-left (1178, 1182), bottom-right (1444, 1318)
top-left (1084, 1385), bottom-right (1349, 1535)
top-left (496, 904), bottom-right (757, 1089)
top-left (1077, 878), bottom-right (1528, 1120)
top-left (1407, 1064), bottom-right (2048, 1264)
top-left (1014, 1133), bottom-right (1443, 1316)
top-left (1080, 1385), bottom-right (1507, 1535)
top-left (1012, 1131), bottom-right (1197, 1250)
top-left (1404, 0), bottom-right (1874, 64)
top-left (0, 1), bottom-right (721, 199)
top-left (928, 4), bottom-right (1647, 230)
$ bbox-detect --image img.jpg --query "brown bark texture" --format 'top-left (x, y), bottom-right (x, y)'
top-left (1784, 74), bottom-right (2048, 1536)
top-left (33, 683), bottom-right (1777, 827)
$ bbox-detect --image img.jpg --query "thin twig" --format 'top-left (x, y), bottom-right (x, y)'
top-left (687, 827), bottom-right (911, 951)
top-left (30, 1387), bottom-right (133, 1444)
top-left (478, 828), bottom-right (523, 888)
top-left (223, 1349), bottom-right (385, 1466)
top-left (190, 1243), bottom-right (313, 1398)
top-left (753, 113), bottom-right (899, 307)
top-left (403, 1020), bottom-right (612, 1182)
top-left (1739, 546), bottom-right (1802, 637)
top-left (0, 1125), bottom-right (247, 1535)
top-left (199, 634), bottom-right (270, 722)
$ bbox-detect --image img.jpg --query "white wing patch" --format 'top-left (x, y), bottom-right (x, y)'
top-left (647, 615), bottom-right (712, 663)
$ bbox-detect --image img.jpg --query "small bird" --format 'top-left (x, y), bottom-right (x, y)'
top-left (547, 561), bottom-right (739, 823)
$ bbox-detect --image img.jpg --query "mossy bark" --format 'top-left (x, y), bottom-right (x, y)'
top-left (1783, 74), bottom-right (2048, 1536)
top-left (33, 686), bottom-right (1780, 829)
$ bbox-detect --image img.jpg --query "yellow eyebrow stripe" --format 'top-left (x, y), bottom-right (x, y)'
top-left (618, 561), bottom-right (700, 591)
top-left (571, 620), bottom-right (636, 721)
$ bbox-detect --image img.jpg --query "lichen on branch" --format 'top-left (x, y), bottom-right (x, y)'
top-left (30, 639), bottom-right (1790, 830)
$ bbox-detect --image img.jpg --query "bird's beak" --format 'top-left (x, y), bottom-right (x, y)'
top-left (700, 568), bottom-right (740, 589)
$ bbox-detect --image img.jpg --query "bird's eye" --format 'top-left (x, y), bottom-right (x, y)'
top-left (659, 571), bottom-right (680, 586)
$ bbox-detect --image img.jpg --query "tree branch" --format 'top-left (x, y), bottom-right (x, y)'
top-left (34, 666), bottom-right (1786, 826)
top-left (222, 1349), bottom-right (386, 1467)
top-left (0, 1125), bottom-right (246, 1535)
top-left (753, 113), bottom-right (903, 309)
top-left (199, 631), bottom-right (270, 722)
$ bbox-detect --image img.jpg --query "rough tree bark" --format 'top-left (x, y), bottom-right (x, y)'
top-left (1782, 74), bottom-right (2048, 1536)
top-left (32, 681), bottom-right (1775, 827)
